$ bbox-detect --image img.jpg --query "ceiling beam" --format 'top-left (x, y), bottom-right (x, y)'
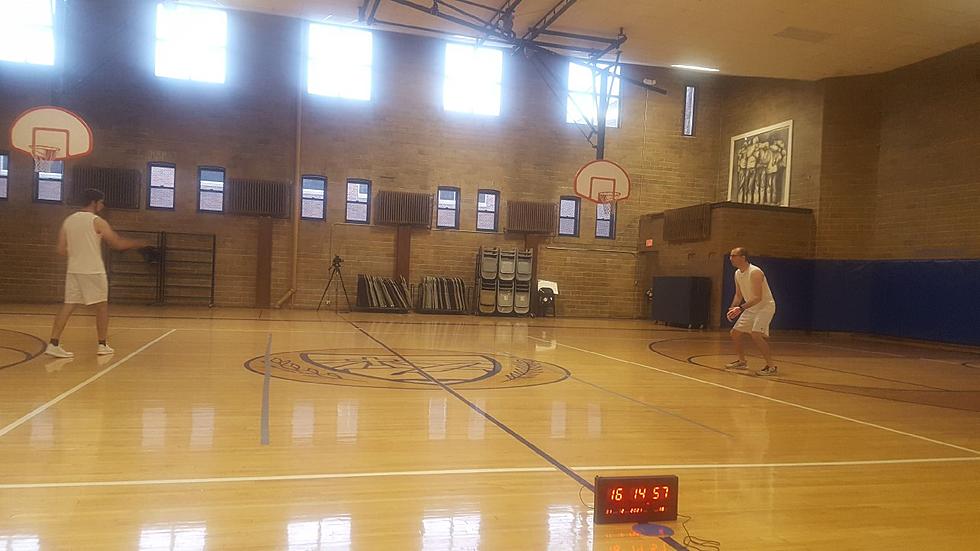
top-left (521, 0), bottom-right (577, 43)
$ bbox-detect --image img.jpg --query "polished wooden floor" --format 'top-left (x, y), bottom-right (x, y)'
top-left (1, 304), bottom-right (978, 550)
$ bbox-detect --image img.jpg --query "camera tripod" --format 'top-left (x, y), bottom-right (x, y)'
top-left (317, 256), bottom-right (352, 312)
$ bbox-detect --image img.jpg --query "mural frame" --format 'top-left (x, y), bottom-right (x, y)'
top-left (727, 119), bottom-right (793, 207)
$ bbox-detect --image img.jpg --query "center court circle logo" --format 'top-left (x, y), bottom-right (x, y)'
top-left (244, 348), bottom-right (570, 389)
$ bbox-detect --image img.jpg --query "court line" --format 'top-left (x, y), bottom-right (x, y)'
top-left (530, 336), bottom-right (980, 455)
top-left (569, 375), bottom-right (734, 437)
top-left (260, 333), bottom-right (271, 446)
top-left (1, 456), bottom-right (976, 490)
top-left (0, 330), bottom-right (177, 440)
top-left (347, 320), bottom-right (597, 492)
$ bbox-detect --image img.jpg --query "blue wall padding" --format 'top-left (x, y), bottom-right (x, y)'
top-left (812, 261), bottom-right (875, 332)
top-left (719, 257), bottom-right (980, 346)
top-left (869, 260), bottom-right (980, 345)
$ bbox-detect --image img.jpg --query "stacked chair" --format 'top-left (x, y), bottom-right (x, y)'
top-left (476, 247), bottom-right (534, 316)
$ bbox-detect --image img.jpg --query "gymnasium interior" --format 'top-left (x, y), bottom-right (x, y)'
top-left (1, 1), bottom-right (978, 549)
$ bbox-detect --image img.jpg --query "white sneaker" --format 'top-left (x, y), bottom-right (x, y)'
top-left (97, 344), bottom-right (115, 355)
top-left (724, 360), bottom-right (748, 370)
top-left (45, 343), bottom-right (74, 358)
top-left (757, 365), bottom-right (778, 377)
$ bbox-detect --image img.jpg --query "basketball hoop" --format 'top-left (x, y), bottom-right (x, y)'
top-left (597, 191), bottom-right (622, 204)
top-left (31, 145), bottom-right (61, 174)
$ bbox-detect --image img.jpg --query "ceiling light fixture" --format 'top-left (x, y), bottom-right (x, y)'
top-left (671, 64), bottom-right (720, 72)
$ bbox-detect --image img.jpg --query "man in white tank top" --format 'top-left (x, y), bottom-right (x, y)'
top-left (45, 189), bottom-right (144, 358)
top-left (724, 247), bottom-right (778, 376)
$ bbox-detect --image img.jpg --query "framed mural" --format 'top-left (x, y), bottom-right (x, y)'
top-left (727, 120), bottom-right (793, 206)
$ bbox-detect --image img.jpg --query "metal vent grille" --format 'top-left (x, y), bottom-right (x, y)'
top-left (663, 203), bottom-right (711, 242)
top-left (374, 190), bottom-right (432, 227)
top-left (506, 200), bottom-right (557, 234)
top-left (70, 167), bottom-right (141, 209)
top-left (227, 178), bottom-right (291, 218)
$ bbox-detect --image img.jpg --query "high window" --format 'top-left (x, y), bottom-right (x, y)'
top-left (155, 3), bottom-right (227, 83)
top-left (307, 24), bottom-right (373, 100)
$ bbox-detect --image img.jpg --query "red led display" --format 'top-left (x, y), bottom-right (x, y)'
top-left (594, 475), bottom-right (679, 524)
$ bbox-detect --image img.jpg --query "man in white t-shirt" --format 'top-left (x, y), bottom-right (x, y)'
top-left (724, 247), bottom-right (778, 376)
top-left (45, 189), bottom-right (144, 358)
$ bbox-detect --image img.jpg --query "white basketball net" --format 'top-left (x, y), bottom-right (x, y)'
top-left (597, 191), bottom-right (622, 204)
top-left (31, 145), bottom-right (61, 174)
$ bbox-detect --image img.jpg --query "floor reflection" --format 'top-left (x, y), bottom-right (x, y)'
top-left (336, 400), bottom-right (359, 443)
top-left (287, 516), bottom-right (352, 551)
top-left (547, 505), bottom-right (593, 550)
top-left (138, 522), bottom-right (206, 551)
top-left (0, 533), bottom-right (40, 551)
top-left (421, 510), bottom-right (481, 551)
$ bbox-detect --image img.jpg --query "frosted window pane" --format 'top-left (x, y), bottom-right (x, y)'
top-left (302, 198), bottom-right (324, 219)
top-left (559, 218), bottom-right (576, 235)
top-left (559, 199), bottom-right (577, 217)
top-left (596, 220), bottom-right (611, 237)
top-left (38, 180), bottom-right (61, 201)
top-left (150, 187), bottom-right (174, 208)
top-left (477, 211), bottom-right (495, 230)
top-left (437, 209), bottom-right (456, 228)
top-left (346, 202), bottom-right (367, 222)
top-left (150, 166), bottom-right (175, 188)
top-left (200, 190), bottom-right (222, 211)
top-left (0, 177), bottom-right (7, 199)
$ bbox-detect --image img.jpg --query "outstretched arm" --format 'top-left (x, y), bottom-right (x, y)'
top-left (94, 218), bottom-right (144, 251)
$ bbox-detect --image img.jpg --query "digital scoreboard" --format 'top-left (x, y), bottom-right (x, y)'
top-left (594, 475), bottom-right (679, 524)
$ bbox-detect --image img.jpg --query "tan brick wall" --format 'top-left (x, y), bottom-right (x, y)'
top-left (815, 75), bottom-right (882, 258)
top-left (872, 43), bottom-right (980, 259)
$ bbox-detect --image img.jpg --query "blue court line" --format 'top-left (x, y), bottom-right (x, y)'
top-left (260, 333), bottom-right (271, 446)
top-left (347, 321), bottom-right (596, 492)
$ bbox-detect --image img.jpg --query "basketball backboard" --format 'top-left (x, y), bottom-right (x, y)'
top-left (574, 159), bottom-right (630, 203)
top-left (10, 106), bottom-right (93, 164)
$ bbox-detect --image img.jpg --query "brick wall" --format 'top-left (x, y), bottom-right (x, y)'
top-left (1, 2), bottom-right (976, 316)
top-left (815, 75), bottom-right (882, 258)
top-left (873, 43), bottom-right (980, 259)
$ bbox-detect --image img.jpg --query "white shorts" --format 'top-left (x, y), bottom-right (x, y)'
top-left (65, 273), bottom-right (108, 305)
top-left (733, 305), bottom-right (776, 336)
